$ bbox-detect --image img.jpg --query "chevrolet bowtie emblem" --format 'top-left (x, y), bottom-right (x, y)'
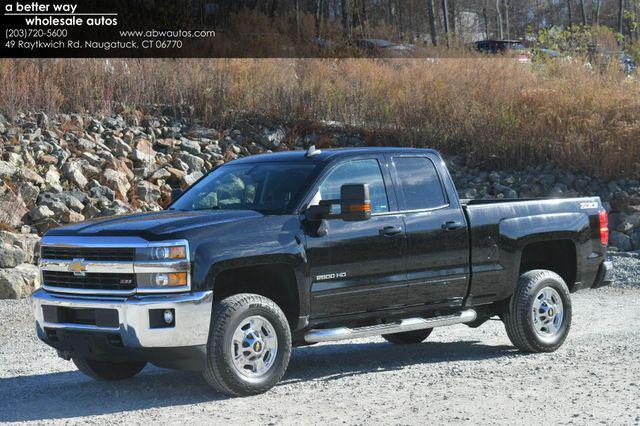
top-left (68, 259), bottom-right (87, 276)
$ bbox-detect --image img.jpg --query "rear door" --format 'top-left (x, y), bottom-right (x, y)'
top-left (388, 154), bottom-right (470, 308)
top-left (305, 157), bottom-right (407, 317)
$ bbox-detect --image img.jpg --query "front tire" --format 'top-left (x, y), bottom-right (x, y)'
top-left (503, 270), bottom-right (572, 353)
top-left (203, 293), bottom-right (292, 397)
top-left (72, 357), bottom-right (146, 381)
top-left (382, 328), bottom-right (432, 344)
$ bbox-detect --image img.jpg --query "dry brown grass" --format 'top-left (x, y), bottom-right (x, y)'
top-left (0, 58), bottom-right (639, 178)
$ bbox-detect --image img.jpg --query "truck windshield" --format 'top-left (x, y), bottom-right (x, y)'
top-left (169, 162), bottom-right (318, 214)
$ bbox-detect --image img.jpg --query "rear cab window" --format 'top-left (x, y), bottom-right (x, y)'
top-left (391, 156), bottom-right (447, 211)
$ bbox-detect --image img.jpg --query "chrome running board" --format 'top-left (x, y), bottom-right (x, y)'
top-left (304, 309), bottom-right (477, 343)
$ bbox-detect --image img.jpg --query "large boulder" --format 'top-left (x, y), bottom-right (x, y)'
top-left (0, 243), bottom-right (28, 268)
top-left (0, 263), bottom-right (41, 299)
top-left (610, 231), bottom-right (632, 251)
top-left (103, 168), bottom-right (131, 200)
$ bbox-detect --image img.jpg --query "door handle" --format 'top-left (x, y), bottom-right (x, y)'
top-left (442, 221), bottom-right (464, 231)
top-left (379, 225), bottom-right (403, 237)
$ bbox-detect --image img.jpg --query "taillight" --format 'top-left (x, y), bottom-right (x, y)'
top-left (599, 210), bottom-right (609, 246)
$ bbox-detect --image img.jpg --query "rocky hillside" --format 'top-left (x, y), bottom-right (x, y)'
top-left (1, 111), bottom-right (639, 298)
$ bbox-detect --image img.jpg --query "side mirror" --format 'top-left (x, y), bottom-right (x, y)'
top-left (171, 188), bottom-right (183, 201)
top-left (338, 184), bottom-right (371, 221)
top-left (305, 184), bottom-right (371, 222)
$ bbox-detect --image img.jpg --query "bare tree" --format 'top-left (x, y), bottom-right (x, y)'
top-left (427, 0), bottom-right (438, 45)
top-left (567, 0), bottom-right (573, 25)
top-left (496, 0), bottom-right (504, 38)
top-left (580, 0), bottom-right (588, 25)
top-left (618, 0), bottom-right (625, 33)
top-left (505, 0), bottom-right (510, 38)
top-left (483, 0), bottom-right (491, 38)
top-left (442, 0), bottom-right (451, 47)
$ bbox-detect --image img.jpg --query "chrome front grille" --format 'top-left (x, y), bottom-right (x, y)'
top-left (41, 246), bottom-right (135, 261)
top-left (39, 236), bottom-right (191, 296)
top-left (42, 271), bottom-right (137, 291)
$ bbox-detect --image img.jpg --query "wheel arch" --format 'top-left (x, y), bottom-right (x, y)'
top-left (518, 239), bottom-right (578, 291)
top-left (207, 259), bottom-right (303, 330)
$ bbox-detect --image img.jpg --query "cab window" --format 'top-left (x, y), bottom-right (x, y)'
top-left (310, 159), bottom-right (389, 214)
top-left (393, 157), bottom-right (447, 210)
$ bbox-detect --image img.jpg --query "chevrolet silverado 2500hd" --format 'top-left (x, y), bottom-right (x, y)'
top-left (31, 147), bottom-right (612, 396)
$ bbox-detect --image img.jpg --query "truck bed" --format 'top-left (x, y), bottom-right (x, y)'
top-left (460, 196), bottom-right (605, 306)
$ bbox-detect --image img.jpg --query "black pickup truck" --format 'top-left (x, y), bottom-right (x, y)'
top-left (31, 147), bottom-right (612, 396)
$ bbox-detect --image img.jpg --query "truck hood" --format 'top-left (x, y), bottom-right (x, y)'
top-left (46, 209), bottom-right (264, 239)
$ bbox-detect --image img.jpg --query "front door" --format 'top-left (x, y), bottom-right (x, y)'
top-left (305, 158), bottom-right (407, 318)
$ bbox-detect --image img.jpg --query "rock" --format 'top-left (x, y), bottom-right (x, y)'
top-left (36, 112), bottom-right (49, 128)
top-left (103, 168), bottom-right (131, 200)
top-left (0, 231), bottom-right (39, 263)
top-left (263, 128), bottom-right (286, 148)
top-left (135, 181), bottom-right (161, 203)
top-left (30, 205), bottom-right (55, 222)
top-left (18, 182), bottom-right (40, 208)
top-left (105, 135), bottom-right (132, 157)
top-left (0, 188), bottom-right (28, 228)
top-left (179, 139), bottom-right (201, 155)
top-left (20, 168), bottom-right (45, 186)
top-left (62, 161), bottom-right (89, 189)
top-left (181, 171), bottom-right (204, 188)
top-left (60, 209), bottom-right (85, 223)
top-left (110, 157), bottom-right (135, 181)
top-left (626, 213), bottom-right (640, 228)
top-left (0, 243), bottom-right (28, 268)
top-left (166, 167), bottom-right (187, 179)
top-left (38, 154), bottom-right (58, 165)
top-left (631, 229), bottom-right (640, 250)
top-left (610, 231), bottom-right (632, 251)
top-left (44, 167), bottom-right (61, 186)
top-left (0, 161), bottom-right (17, 178)
top-left (0, 263), bottom-right (41, 298)
top-left (132, 139), bottom-right (157, 164)
top-left (617, 221), bottom-right (635, 235)
top-left (178, 153), bottom-right (205, 173)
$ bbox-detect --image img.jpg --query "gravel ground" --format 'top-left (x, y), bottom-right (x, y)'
top-left (1, 259), bottom-right (639, 425)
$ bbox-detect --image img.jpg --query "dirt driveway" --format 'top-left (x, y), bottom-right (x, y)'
top-left (1, 285), bottom-right (639, 425)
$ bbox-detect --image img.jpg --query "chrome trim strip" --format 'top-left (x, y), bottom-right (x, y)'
top-left (40, 259), bottom-right (134, 274)
top-left (133, 260), bottom-right (191, 274)
top-left (42, 285), bottom-right (135, 296)
top-left (31, 289), bottom-right (213, 348)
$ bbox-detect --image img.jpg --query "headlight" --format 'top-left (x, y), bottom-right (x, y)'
top-left (136, 245), bottom-right (186, 261)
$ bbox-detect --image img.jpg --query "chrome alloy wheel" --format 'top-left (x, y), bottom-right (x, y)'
top-left (532, 287), bottom-right (564, 339)
top-left (230, 315), bottom-right (278, 378)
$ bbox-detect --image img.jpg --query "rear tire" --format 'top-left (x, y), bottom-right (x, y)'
top-left (73, 357), bottom-right (146, 381)
top-left (503, 270), bottom-right (572, 353)
top-left (382, 328), bottom-right (432, 344)
top-left (203, 293), bottom-right (292, 397)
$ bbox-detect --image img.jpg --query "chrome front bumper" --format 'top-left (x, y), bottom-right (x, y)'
top-left (31, 289), bottom-right (213, 348)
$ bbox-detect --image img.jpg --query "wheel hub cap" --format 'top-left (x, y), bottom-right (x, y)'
top-left (231, 315), bottom-right (278, 378)
top-left (532, 287), bottom-right (564, 339)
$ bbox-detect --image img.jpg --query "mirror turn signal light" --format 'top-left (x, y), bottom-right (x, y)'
top-left (344, 202), bottom-right (371, 213)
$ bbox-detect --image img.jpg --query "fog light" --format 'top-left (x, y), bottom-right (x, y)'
top-left (163, 309), bottom-right (174, 324)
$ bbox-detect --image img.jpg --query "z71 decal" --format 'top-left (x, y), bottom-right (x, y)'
top-left (580, 202), bottom-right (598, 209)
